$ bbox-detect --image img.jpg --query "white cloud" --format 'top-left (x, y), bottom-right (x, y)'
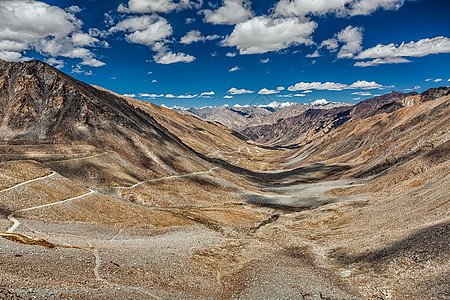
top-left (354, 57), bottom-right (410, 67)
top-left (110, 15), bottom-right (172, 46)
top-left (80, 58), bottom-right (106, 67)
top-left (336, 26), bottom-right (363, 58)
top-left (320, 38), bottom-right (339, 51)
top-left (222, 16), bottom-right (317, 54)
top-left (288, 80), bottom-right (384, 91)
top-left (353, 97), bottom-right (361, 100)
top-left (258, 88), bottom-right (280, 95)
top-left (347, 80), bottom-right (383, 89)
top-left (200, 91), bottom-right (215, 96)
top-left (124, 93), bottom-right (137, 98)
top-left (203, 0), bottom-right (253, 25)
top-left (303, 90), bottom-right (312, 93)
top-left (139, 93), bottom-right (164, 98)
top-left (352, 91), bottom-right (372, 96)
top-left (0, 0), bottom-right (105, 66)
top-left (228, 87), bottom-right (254, 94)
top-left (178, 94), bottom-right (198, 98)
top-left (223, 95), bottom-right (233, 99)
top-left (154, 50), bottom-right (196, 64)
top-left (356, 37), bottom-right (450, 62)
top-left (118, 0), bottom-right (177, 14)
top-left (306, 50), bottom-right (320, 58)
top-left (152, 42), bottom-right (196, 64)
top-left (320, 26), bottom-right (363, 59)
top-left (277, 86), bottom-right (285, 91)
top-left (45, 58), bottom-right (65, 69)
top-left (66, 5), bottom-right (82, 14)
top-left (186, 17), bottom-right (195, 24)
top-left (228, 66), bottom-right (241, 72)
top-left (226, 52), bottom-right (237, 57)
top-left (311, 99), bottom-right (329, 106)
top-left (152, 79), bottom-right (157, 83)
top-left (180, 30), bottom-right (220, 44)
top-left (260, 58), bottom-right (271, 63)
top-left (277, 94), bottom-right (292, 98)
top-left (425, 79), bottom-right (432, 82)
top-left (274, 0), bottom-right (405, 18)
top-left (165, 94), bottom-right (176, 98)
top-left (294, 94), bottom-right (306, 97)
top-left (288, 81), bottom-right (348, 91)
top-left (72, 65), bottom-right (93, 75)
top-left (434, 78), bottom-right (442, 82)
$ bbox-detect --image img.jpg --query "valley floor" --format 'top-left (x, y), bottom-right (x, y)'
top-left (0, 148), bottom-right (448, 299)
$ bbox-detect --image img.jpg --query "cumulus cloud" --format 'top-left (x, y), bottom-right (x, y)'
top-left (320, 38), bottom-right (339, 51)
top-left (354, 57), bottom-right (410, 67)
top-left (228, 87), bottom-right (254, 94)
top-left (180, 30), bottom-right (220, 44)
top-left (111, 16), bottom-right (195, 64)
top-left (274, 0), bottom-right (405, 18)
top-left (110, 15), bottom-right (173, 46)
top-left (0, 0), bottom-right (105, 66)
top-left (355, 36), bottom-right (450, 66)
top-left (258, 88), bottom-right (280, 95)
top-left (352, 91), bottom-right (372, 96)
top-left (66, 5), bottom-right (82, 14)
top-left (223, 16), bottom-right (317, 55)
top-left (277, 86), bottom-right (285, 91)
top-left (200, 91), bottom-right (215, 96)
top-left (260, 58), bottom-right (271, 63)
top-left (288, 80), bottom-right (384, 91)
top-left (336, 26), bottom-right (363, 58)
top-left (139, 93), bottom-right (164, 98)
top-left (118, 0), bottom-right (177, 14)
top-left (306, 50), bottom-right (320, 58)
top-left (45, 58), bottom-right (65, 69)
top-left (178, 94), bottom-right (198, 98)
top-left (320, 26), bottom-right (363, 59)
top-left (203, 0), bottom-right (253, 25)
top-left (434, 78), bottom-right (442, 82)
top-left (226, 52), bottom-right (236, 57)
top-left (288, 82), bottom-right (347, 91)
top-left (223, 95), bottom-right (233, 98)
top-left (228, 66), bottom-right (241, 72)
top-left (123, 93), bottom-right (137, 98)
top-left (153, 49), bottom-right (196, 64)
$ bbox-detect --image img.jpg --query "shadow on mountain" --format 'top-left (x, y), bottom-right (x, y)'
top-left (332, 222), bottom-right (450, 266)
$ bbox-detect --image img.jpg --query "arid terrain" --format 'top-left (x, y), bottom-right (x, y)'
top-left (0, 60), bottom-right (448, 299)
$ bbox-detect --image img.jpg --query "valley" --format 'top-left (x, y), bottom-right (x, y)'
top-left (0, 60), bottom-right (448, 299)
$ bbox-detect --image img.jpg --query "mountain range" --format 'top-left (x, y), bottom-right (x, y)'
top-left (0, 59), bottom-right (448, 299)
top-left (173, 100), bottom-right (351, 131)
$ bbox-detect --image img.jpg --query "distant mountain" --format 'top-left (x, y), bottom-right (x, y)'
top-left (173, 100), bottom-right (351, 131)
top-left (242, 91), bottom-right (420, 146)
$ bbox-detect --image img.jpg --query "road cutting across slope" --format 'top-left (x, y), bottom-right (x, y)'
top-left (6, 189), bottom-right (95, 233)
top-left (112, 167), bottom-right (219, 189)
top-left (0, 172), bottom-right (56, 193)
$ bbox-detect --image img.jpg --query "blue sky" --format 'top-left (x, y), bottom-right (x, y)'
top-left (1, 0), bottom-right (449, 107)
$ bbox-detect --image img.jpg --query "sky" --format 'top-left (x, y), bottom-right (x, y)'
top-left (0, 0), bottom-right (449, 108)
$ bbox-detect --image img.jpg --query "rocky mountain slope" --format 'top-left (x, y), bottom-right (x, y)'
top-left (174, 101), bottom-right (351, 131)
top-left (242, 91), bottom-right (419, 146)
top-left (0, 59), bottom-right (448, 299)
